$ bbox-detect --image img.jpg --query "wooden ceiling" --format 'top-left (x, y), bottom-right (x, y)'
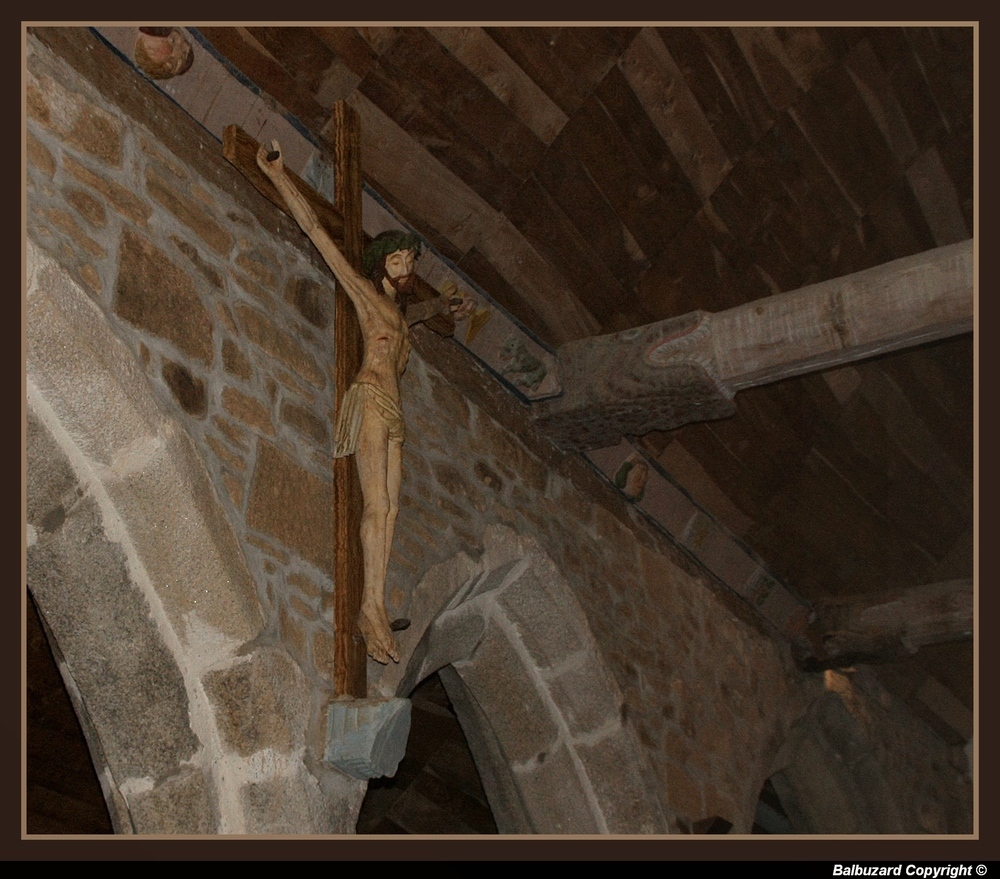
top-left (194, 25), bottom-right (975, 743)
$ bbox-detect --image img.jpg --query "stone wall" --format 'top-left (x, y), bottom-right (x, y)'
top-left (24, 29), bottom-right (971, 834)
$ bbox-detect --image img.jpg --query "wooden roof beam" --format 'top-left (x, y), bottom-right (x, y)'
top-left (796, 578), bottom-right (973, 668)
top-left (533, 240), bottom-right (973, 450)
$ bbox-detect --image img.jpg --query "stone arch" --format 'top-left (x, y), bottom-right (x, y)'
top-left (25, 239), bottom-right (353, 833)
top-left (763, 689), bottom-right (904, 833)
top-left (372, 525), bottom-right (672, 834)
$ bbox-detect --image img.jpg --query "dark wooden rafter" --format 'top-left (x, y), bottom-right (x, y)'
top-left (533, 240), bottom-right (973, 450)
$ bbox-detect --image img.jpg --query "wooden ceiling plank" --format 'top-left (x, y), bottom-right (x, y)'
top-left (197, 27), bottom-right (329, 133)
top-left (904, 26), bottom-right (974, 134)
top-left (556, 99), bottom-right (698, 261)
top-left (728, 27), bottom-right (808, 114)
top-left (766, 27), bottom-right (838, 92)
top-left (657, 27), bottom-right (755, 163)
top-left (869, 28), bottom-right (947, 152)
top-left (789, 66), bottom-right (901, 218)
top-left (354, 26), bottom-right (405, 58)
top-left (454, 247), bottom-right (550, 333)
top-left (836, 395), bottom-right (968, 561)
top-left (593, 65), bottom-right (701, 204)
top-left (619, 28), bottom-right (732, 202)
top-left (857, 369), bottom-right (972, 514)
top-left (691, 27), bottom-right (777, 142)
top-left (244, 27), bottom-right (361, 110)
top-left (373, 28), bottom-right (547, 182)
top-left (911, 673), bottom-right (974, 742)
top-left (505, 176), bottom-right (629, 327)
top-left (844, 38), bottom-right (920, 169)
top-left (634, 217), bottom-right (738, 318)
top-left (311, 26), bottom-right (380, 78)
top-left (475, 213), bottom-right (603, 345)
top-left (905, 145), bottom-right (971, 247)
top-left (427, 26), bottom-right (569, 146)
top-left (654, 438), bottom-right (757, 538)
top-left (881, 338), bottom-right (974, 474)
top-left (341, 92), bottom-right (599, 345)
top-left (863, 182), bottom-right (938, 266)
top-left (533, 147), bottom-right (652, 299)
top-left (340, 92), bottom-right (492, 253)
top-left (356, 56), bottom-right (521, 213)
top-left (784, 449), bottom-right (930, 592)
top-left (245, 26), bottom-right (338, 94)
top-left (935, 117), bottom-right (974, 236)
top-left (483, 27), bottom-right (606, 116)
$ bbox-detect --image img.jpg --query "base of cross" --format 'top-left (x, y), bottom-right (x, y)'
top-left (324, 697), bottom-right (412, 780)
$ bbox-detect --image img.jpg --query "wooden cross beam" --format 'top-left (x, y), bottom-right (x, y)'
top-left (533, 240), bottom-right (974, 450)
top-left (796, 578), bottom-right (973, 668)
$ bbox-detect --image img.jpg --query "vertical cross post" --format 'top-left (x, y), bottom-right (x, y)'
top-left (331, 101), bottom-right (367, 697)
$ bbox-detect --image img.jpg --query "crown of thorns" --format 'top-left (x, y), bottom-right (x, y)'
top-left (362, 230), bottom-right (423, 278)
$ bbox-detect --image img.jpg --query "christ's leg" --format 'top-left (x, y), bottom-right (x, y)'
top-left (383, 439), bottom-right (403, 590)
top-left (355, 405), bottom-right (399, 664)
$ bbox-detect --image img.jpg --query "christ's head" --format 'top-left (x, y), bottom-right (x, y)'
top-left (363, 230), bottom-right (423, 309)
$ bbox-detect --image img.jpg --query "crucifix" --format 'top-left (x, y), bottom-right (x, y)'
top-left (224, 105), bottom-right (455, 697)
top-left (252, 137), bottom-right (455, 670)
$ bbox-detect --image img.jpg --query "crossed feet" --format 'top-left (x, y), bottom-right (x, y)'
top-left (358, 601), bottom-right (400, 665)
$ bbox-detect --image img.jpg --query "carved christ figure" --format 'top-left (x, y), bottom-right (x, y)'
top-left (256, 141), bottom-right (453, 664)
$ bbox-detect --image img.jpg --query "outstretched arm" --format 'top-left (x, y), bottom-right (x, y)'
top-left (255, 140), bottom-right (378, 314)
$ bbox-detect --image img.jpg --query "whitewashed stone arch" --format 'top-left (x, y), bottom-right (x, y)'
top-left (25, 239), bottom-right (362, 834)
top-left (373, 525), bottom-right (673, 834)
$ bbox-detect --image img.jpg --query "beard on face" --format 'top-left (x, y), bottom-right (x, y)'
top-left (383, 271), bottom-right (415, 313)
top-left (387, 272), bottom-right (415, 294)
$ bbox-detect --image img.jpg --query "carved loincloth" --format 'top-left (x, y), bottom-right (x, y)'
top-left (333, 381), bottom-right (405, 458)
